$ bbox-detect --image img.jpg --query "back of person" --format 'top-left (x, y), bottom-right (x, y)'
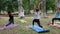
top-left (6, 11), bottom-right (14, 26)
top-left (9, 14), bottom-right (14, 21)
top-left (34, 11), bottom-right (40, 19)
top-left (32, 4), bottom-right (43, 28)
top-left (55, 12), bottom-right (60, 18)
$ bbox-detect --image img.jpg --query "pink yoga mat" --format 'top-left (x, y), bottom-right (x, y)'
top-left (56, 25), bottom-right (60, 28)
top-left (0, 24), bottom-right (19, 30)
top-left (48, 24), bottom-right (58, 27)
top-left (49, 24), bottom-right (60, 28)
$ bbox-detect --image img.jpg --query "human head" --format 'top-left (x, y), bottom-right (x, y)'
top-left (8, 11), bottom-right (11, 15)
top-left (35, 5), bottom-right (39, 12)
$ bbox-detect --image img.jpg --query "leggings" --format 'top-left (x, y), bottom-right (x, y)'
top-left (6, 19), bottom-right (14, 26)
top-left (32, 19), bottom-right (42, 27)
top-left (52, 18), bottom-right (60, 24)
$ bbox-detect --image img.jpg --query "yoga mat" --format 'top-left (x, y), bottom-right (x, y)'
top-left (48, 24), bottom-right (58, 27)
top-left (0, 24), bottom-right (19, 30)
top-left (29, 25), bottom-right (50, 33)
top-left (56, 25), bottom-right (60, 28)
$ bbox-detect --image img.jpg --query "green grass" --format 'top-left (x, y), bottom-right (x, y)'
top-left (0, 16), bottom-right (60, 34)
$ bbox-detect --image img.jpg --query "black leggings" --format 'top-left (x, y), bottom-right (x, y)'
top-left (6, 20), bottom-right (14, 26)
top-left (52, 18), bottom-right (60, 24)
top-left (32, 19), bottom-right (42, 27)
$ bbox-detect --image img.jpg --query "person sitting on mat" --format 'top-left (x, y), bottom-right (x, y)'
top-left (51, 1), bottom-right (60, 25)
top-left (32, 5), bottom-right (43, 28)
top-left (20, 11), bottom-right (25, 19)
top-left (6, 11), bottom-right (14, 26)
top-left (19, 7), bottom-right (25, 19)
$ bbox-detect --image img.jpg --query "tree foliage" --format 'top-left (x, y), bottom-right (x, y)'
top-left (0, 0), bottom-right (56, 12)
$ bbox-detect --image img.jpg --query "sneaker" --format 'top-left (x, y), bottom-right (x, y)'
top-left (39, 25), bottom-right (43, 28)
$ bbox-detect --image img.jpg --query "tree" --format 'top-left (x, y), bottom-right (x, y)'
top-left (27, 0), bottom-right (30, 14)
top-left (46, 0), bottom-right (55, 12)
top-left (7, 1), bottom-right (13, 12)
top-left (18, 0), bottom-right (24, 18)
top-left (41, 0), bottom-right (47, 18)
top-left (0, 0), bottom-right (5, 14)
top-left (0, 0), bottom-right (57, 15)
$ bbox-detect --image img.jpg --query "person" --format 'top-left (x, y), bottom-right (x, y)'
top-left (51, 1), bottom-right (60, 25)
top-left (18, 6), bottom-right (25, 19)
top-left (6, 11), bottom-right (14, 26)
top-left (20, 11), bottom-right (25, 19)
top-left (51, 11), bottom-right (60, 25)
top-left (32, 5), bottom-right (43, 28)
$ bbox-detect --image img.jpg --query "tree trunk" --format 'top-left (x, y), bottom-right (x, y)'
top-left (55, 0), bottom-right (59, 12)
top-left (55, 0), bottom-right (57, 11)
top-left (27, 0), bottom-right (31, 14)
top-left (0, 10), bottom-right (1, 14)
top-left (41, 0), bottom-right (47, 18)
top-left (18, 0), bottom-right (24, 18)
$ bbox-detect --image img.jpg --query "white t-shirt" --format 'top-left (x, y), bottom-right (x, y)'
top-left (19, 11), bottom-right (24, 17)
top-left (34, 12), bottom-right (40, 19)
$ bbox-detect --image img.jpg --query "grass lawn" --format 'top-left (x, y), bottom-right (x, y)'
top-left (0, 15), bottom-right (60, 34)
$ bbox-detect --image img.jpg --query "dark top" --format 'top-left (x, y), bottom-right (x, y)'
top-left (9, 15), bottom-right (14, 21)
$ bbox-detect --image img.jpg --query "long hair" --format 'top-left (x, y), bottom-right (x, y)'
top-left (35, 5), bottom-right (39, 11)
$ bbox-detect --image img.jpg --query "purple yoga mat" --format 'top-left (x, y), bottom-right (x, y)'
top-left (0, 24), bottom-right (19, 30)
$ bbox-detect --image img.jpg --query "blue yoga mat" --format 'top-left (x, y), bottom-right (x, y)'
top-left (29, 25), bottom-right (50, 33)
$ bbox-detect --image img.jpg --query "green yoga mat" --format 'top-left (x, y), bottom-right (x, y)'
top-left (55, 22), bottom-right (60, 24)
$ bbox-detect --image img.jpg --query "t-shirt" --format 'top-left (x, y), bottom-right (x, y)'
top-left (34, 12), bottom-right (40, 19)
top-left (19, 11), bottom-right (24, 17)
top-left (9, 15), bottom-right (14, 21)
top-left (55, 12), bottom-right (60, 18)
